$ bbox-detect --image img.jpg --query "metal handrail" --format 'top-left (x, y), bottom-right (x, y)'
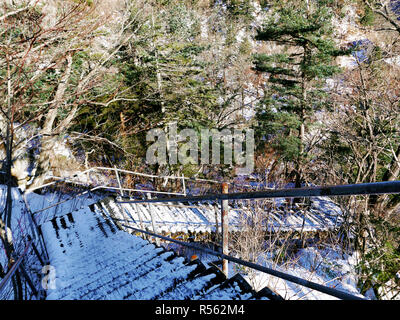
top-left (30, 185), bottom-right (184, 218)
top-left (26, 166), bottom-right (259, 195)
top-left (26, 166), bottom-right (216, 194)
top-left (121, 224), bottom-right (364, 300)
top-left (0, 240), bottom-right (32, 294)
top-left (117, 180), bottom-right (400, 204)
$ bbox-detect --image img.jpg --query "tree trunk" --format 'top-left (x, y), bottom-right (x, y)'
top-left (369, 144), bottom-right (400, 216)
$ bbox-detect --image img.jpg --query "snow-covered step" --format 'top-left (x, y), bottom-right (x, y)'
top-left (157, 271), bottom-right (220, 300)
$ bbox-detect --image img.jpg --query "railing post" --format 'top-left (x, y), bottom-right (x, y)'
top-left (147, 193), bottom-right (160, 246)
top-left (221, 182), bottom-right (229, 277)
top-left (114, 166), bottom-right (124, 198)
top-left (133, 203), bottom-right (147, 240)
top-left (182, 174), bottom-right (186, 196)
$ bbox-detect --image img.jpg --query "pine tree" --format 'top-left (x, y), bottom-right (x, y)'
top-left (77, 1), bottom-right (219, 176)
top-left (253, 0), bottom-right (347, 187)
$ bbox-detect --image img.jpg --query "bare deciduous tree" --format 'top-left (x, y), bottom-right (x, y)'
top-left (0, 0), bottom-right (139, 190)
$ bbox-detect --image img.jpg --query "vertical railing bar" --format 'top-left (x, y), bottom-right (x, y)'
top-left (214, 203), bottom-right (220, 245)
top-left (146, 193), bottom-right (160, 246)
top-left (221, 182), bottom-right (229, 277)
top-left (133, 203), bottom-right (147, 240)
top-left (114, 166), bottom-right (124, 198)
top-left (119, 203), bottom-right (136, 232)
top-left (182, 173), bottom-right (186, 196)
top-left (27, 236), bottom-right (44, 267)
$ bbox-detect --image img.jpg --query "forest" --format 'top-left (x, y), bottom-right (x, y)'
top-left (1, 0), bottom-right (400, 299)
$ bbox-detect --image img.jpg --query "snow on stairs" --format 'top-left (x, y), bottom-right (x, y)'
top-left (41, 203), bottom-right (279, 300)
top-left (97, 194), bottom-right (343, 236)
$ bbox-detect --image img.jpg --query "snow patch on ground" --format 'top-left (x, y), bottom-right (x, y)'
top-left (239, 245), bottom-right (364, 300)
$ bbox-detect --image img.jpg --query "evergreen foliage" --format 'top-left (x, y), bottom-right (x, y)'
top-left (253, 0), bottom-right (349, 186)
